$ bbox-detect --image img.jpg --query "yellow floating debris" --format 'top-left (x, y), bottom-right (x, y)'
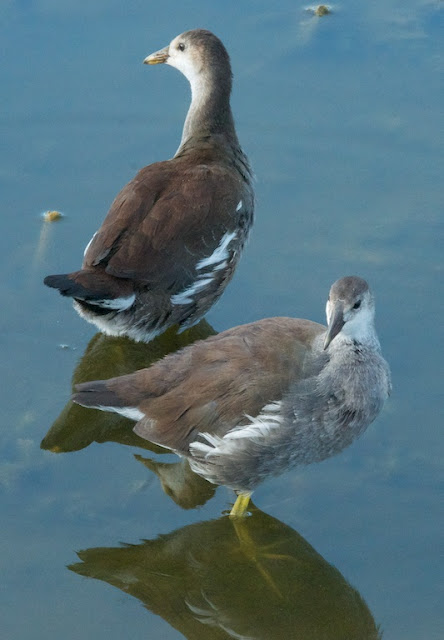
top-left (315, 5), bottom-right (331, 16)
top-left (314, 4), bottom-right (331, 18)
top-left (42, 210), bottom-right (63, 222)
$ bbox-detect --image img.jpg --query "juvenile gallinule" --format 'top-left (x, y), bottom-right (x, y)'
top-left (45, 30), bottom-right (254, 342)
top-left (73, 277), bottom-right (391, 516)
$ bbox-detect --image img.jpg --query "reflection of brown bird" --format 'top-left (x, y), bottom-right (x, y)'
top-left (69, 507), bottom-right (381, 639)
top-left (41, 320), bottom-right (215, 454)
top-left (72, 277), bottom-right (391, 517)
top-left (44, 29), bottom-right (254, 342)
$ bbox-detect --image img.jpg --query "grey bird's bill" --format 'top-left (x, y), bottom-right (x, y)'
top-left (324, 302), bottom-right (345, 350)
top-left (144, 46), bottom-right (169, 65)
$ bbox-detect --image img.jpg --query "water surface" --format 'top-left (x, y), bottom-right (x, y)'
top-left (1, 1), bottom-right (443, 638)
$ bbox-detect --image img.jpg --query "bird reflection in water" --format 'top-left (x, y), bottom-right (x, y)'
top-left (69, 506), bottom-right (381, 640)
top-left (41, 320), bottom-right (216, 453)
top-left (134, 454), bottom-right (216, 510)
top-left (45, 321), bottom-right (381, 638)
top-left (41, 320), bottom-right (217, 510)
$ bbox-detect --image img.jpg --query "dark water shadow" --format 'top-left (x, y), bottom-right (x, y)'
top-left (69, 505), bottom-right (381, 639)
top-left (41, 320), bottom-right (216, 454)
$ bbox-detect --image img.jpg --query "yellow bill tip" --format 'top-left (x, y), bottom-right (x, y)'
top-left (143, 47), bottom-right (169, 65)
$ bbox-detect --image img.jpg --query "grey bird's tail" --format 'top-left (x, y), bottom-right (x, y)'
top-left (72, 379), bottom-right (117, 409)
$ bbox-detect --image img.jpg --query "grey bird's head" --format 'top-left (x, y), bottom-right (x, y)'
top-left (324, 276), bottom-right (376, 350)
top-left (143, 29), bottom-right (232, 90)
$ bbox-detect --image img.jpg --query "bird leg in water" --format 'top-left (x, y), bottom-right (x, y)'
top-left (229, 491), bottom-right (252, 518)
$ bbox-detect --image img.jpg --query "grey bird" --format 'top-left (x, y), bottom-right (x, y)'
top-left (44, 30), bottom-right (254, 342)
top-left (72, 276), bottom-right (391, 516)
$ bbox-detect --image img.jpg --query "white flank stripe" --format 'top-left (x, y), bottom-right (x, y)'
top-left (83, 232), bottom-right (97, 257)
top-left (172, 231), bottom-right (237, 307)
top-left (225, 402), bottom-right (283, 441)
top-left (171, 278), bottom-right (213, 306)
top-left (88, 293), bottom-right (136, 311)
top-left (196, 231), bottom-right (237, 271)
top-left (213, 260), bottom-right (227, 272)
top-left (189, 402), bottom-right (283, 459)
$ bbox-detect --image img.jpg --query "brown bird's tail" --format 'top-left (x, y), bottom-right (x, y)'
top-left (44, 269), bottom-right (135, 312)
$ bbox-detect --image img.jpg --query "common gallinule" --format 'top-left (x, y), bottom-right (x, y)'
top-left (72, 277), bottom-right (391, 516)
top-left (45, 30), bottom-right (254, 342)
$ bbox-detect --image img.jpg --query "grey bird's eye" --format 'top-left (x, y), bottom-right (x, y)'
top-left (353, 300), bottom-right (361, 310)
top-left (178, 42), bottom-right (185, 51)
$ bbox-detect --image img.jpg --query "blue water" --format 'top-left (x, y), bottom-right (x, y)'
top-left (1, 2), bottom-right (443, 638)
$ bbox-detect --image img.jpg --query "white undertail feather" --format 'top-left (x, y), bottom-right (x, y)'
top-left (94, 405), bottom-right (144, 421)
top-left (87, 294), bottom-right (136, 311)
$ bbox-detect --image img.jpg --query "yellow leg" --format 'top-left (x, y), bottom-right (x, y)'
top-left (229, 491), bottom-right (252, 518)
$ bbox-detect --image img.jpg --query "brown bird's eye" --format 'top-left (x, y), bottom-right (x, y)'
top-left (178, 42), bottom-right (185, 51)
top-left (353, 300), bottom-right (361, 310)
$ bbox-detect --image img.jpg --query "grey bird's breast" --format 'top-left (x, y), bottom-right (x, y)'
top-left (288, 344), bottom-right (388, 436)
top-left (188, 342), bottom-right (390, 492)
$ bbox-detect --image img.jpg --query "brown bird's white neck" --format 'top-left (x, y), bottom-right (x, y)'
top-left (176, 69), bottom-right (238, 154)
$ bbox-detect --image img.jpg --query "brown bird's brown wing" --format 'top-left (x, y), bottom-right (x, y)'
top-left (83, 155), bottom-right (250, 292)
top-left (74, 318), bottom-right (325, 452)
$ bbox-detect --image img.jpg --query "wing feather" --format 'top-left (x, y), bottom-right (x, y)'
top-left (83, 156), bottom-right (251, 293)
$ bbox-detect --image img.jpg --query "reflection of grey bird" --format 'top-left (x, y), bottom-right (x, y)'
top-left (44, 29), bottom-right (254, 342)
top-left (73, 277), bottom-right (391, 516)
top-left (69, 507), bottom-right (381, 640)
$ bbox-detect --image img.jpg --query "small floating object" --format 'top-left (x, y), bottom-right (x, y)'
top-left (315, 5), bottom-right (331, 16)
top-left (42, 210), bottom-right (63, 222)
top-left (306, 5), bottom-right (332, 16)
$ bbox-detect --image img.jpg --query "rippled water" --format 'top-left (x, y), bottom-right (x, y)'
top-left (1, 2), bottom-right (443, 639)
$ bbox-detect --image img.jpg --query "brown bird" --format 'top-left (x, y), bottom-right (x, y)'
top-left (44, 29), bottom-right (254, 342)
top-left (72, 277), bottom-right (391, 517)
